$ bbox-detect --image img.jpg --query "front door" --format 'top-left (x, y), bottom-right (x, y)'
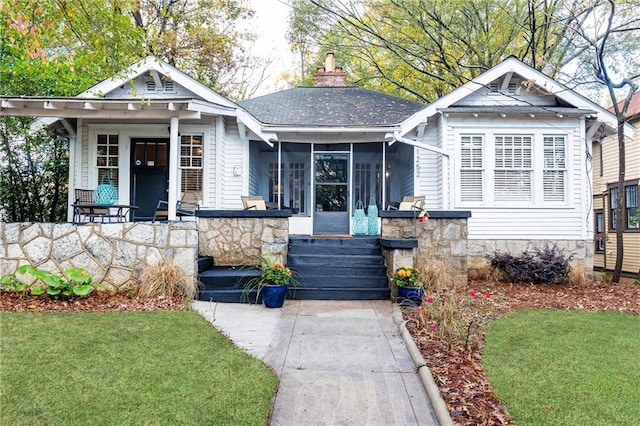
top-left (131, 138), bottom-right (169, 220)
top-left (313, 152), bottom-right (349, 234)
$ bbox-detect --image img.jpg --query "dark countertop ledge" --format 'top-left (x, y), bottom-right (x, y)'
top-left (378, 210), bottom-right (471, 219)
top-left (196, 210), bottom-right (293, 218)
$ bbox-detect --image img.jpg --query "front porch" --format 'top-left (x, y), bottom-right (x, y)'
top-left (0, 210), bottom-right (471, 300)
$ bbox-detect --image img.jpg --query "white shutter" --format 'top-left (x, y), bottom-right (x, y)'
top-left (543, 136), bottom-right (566, 202)
top-left (460, 136), bottom-right (483, 202)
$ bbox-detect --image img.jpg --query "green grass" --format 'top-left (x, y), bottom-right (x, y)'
top-left (0, 310), bottom-right (277, 425)
top-left (483, 309), bottom-right (640, 426)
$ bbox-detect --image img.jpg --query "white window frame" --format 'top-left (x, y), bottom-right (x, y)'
top-left (460, 135), bottom-right (484, 202)
top-left (179, 134), bottom-right (204, 194)
top-left (456, 129), bottom-right (570, 208)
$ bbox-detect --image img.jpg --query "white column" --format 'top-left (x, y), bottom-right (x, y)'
top-left (168, 117), bottom-right (180, 220)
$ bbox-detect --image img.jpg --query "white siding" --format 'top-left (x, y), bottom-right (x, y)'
top-left (80, 124), bottom-right (89, 188)
top-left (219, 117), bottom-right (245, 209)
top-left (447, 115), bottom-right (589, 241)
top-left (201, 122), bottom-right (217, 208)
top-left (415, 121), bottom-right (443, 209)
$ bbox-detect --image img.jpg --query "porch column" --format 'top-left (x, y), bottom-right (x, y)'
top-left (168, 117), bottom-right (180, 220)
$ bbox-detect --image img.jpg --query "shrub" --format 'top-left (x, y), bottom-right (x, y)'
top-left (0, 265), bottom-right (103, 298)
top-left (420, 288), bottom-right (498, 350)
top-left (488, 244), bottom-right (573, 284)
top-left (137, 260), bottom-right (198, 299)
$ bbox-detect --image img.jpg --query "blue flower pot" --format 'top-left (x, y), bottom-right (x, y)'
top-left (261, 285), bottom-right (288, 308)
top-left (397, 286), bottom-right (424, 306)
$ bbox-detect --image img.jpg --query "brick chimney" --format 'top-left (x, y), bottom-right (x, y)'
top-left (314, 53), bottom-right (346, 87)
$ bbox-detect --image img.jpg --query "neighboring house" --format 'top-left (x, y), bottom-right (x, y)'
top-left (0, 54), bottom-right (629, 271)
top-left (593, 91), bottom-right (640, 277)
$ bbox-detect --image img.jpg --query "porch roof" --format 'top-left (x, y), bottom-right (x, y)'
top-left (0, 97), bottom-right (235, 120)
top-left (239, 86), bottom-right (425, 127)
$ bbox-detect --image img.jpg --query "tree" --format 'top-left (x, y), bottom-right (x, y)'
top-left (289, 0), bottom-right (588, 102)
top-left (0, 0), bottom-right (259, 222)
top-left (569, 0), bottom-right (640, 283)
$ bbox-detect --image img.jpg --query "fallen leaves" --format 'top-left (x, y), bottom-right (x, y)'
top-left (0, 290), bottom-right (189, 313)
top-left (406, 280), bottom-right (640, 425)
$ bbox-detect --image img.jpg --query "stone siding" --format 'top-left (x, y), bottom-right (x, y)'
top-left (381, 217), bottom-right (469, 285)
top-left (198, 217), bottom-right (289, 266)
top-left (0, 222), bottom-right (198, 289)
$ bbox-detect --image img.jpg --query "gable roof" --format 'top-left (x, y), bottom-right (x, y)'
top-left (0, 56), bottom-right (275, 142)
top-left (83, 56), bottom-right (237, 109)
top-left (399, 56), bottom-right (633, 138)
top-left (239, 86), bottom-right (425, 127)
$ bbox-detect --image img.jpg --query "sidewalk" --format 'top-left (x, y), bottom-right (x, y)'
top-left (193, 300), bottom-right (438, 426)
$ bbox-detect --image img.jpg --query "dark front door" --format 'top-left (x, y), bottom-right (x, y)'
top-left (313, 152), bottom-right (350, 235)
top-left (131, 138), bottom-right (169, 220)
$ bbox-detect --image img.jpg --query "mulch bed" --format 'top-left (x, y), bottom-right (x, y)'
top-left (0, 290), bottom-right (188, 312)
top-left (405, 281), bottom-right (640, 426)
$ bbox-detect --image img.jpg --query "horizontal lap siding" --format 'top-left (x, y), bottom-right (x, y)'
top-left (468, 208), bottom-right (584, 240)
top-left (604, 233), bottom-right (640, 273)
top-left (220, 118), bottom-right (244, 209)
top-left (203, 124), bottom-right (216, 208)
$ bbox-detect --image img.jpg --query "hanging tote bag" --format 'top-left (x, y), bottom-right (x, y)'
top-left (93, 175), bottom-right (118, 206)
top-left (352, 200), bottom-right (367, 236)
top-left (367, 197), bottom-right (379, 235)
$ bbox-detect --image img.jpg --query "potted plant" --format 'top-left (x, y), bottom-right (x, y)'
top-left (242, 257), bottom-right (293, 308)
top-left (392, 265), bottom-right (424, 306)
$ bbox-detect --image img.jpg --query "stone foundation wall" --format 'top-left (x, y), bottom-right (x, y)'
top-left (381, 216), bottom-right (469, 285)
top-left (467, 239), bottom-right (594, 278)
top-left (198, 217), bottom-right (289, 266)
top-left (0, 222), bottom-right (198, 289)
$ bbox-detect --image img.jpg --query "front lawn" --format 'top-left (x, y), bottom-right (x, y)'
top-left (483, 309), bottom-right (640, 425)
top-left (0, 310), bottom-right (277, 425)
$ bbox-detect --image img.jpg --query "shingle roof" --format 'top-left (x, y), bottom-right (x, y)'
top-left (608, 91), bottom-right (640, 121)
top-left (239, 86), bottom-right (425, 127)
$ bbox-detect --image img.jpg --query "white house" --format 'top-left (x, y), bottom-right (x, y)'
top-left (0, 55), bottom-right (629, 270)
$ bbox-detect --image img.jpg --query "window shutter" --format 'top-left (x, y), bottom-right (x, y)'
top-left (460, 136), bottom-right (483, 202)
top-left (494, 136), bottom-right (532, 201)
top-left (543, 136), bottom-right (566, 201)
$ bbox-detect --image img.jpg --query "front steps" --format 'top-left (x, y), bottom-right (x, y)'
top-left (287, 236), bottom-right (390, 300)
top-left (197, 236), bottom-right (390, 302)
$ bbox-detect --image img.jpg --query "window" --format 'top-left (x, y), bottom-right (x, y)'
top-left (460, 136), bottom-right (483, 201)
top-left (96, 134), bottom-right (119, 188)
top-left (626, 184), bottom-right (638, 229)
top-left (179, 135), bottom-right (203, 192)
top-left (543, 136), bottom-right (566, 201)
top-left (289, 162), bottom-right (306, 213)
top-left (610, 187), bottom-right (618, 230)
top-left (494, 135), bottom-right (532, 201)
top-left (595, 211), bottom-right (605, 252)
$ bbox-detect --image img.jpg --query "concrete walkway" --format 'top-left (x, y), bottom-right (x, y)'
top-left (194, 300), bottom-right (438, 425)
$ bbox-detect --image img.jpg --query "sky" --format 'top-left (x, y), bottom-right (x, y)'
top-left (245, 0), bottom-right (298, 97)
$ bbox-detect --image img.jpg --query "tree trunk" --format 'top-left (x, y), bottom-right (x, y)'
top-left (612, 117), bottom-right (626, 283)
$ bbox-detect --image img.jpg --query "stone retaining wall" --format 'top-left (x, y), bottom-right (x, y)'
top-left (0, 222), bottom-right (198, 289)
top-left (380, 213), bottom-right (470, 286)
top-left (198, 217), bottom-right (289, 266)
